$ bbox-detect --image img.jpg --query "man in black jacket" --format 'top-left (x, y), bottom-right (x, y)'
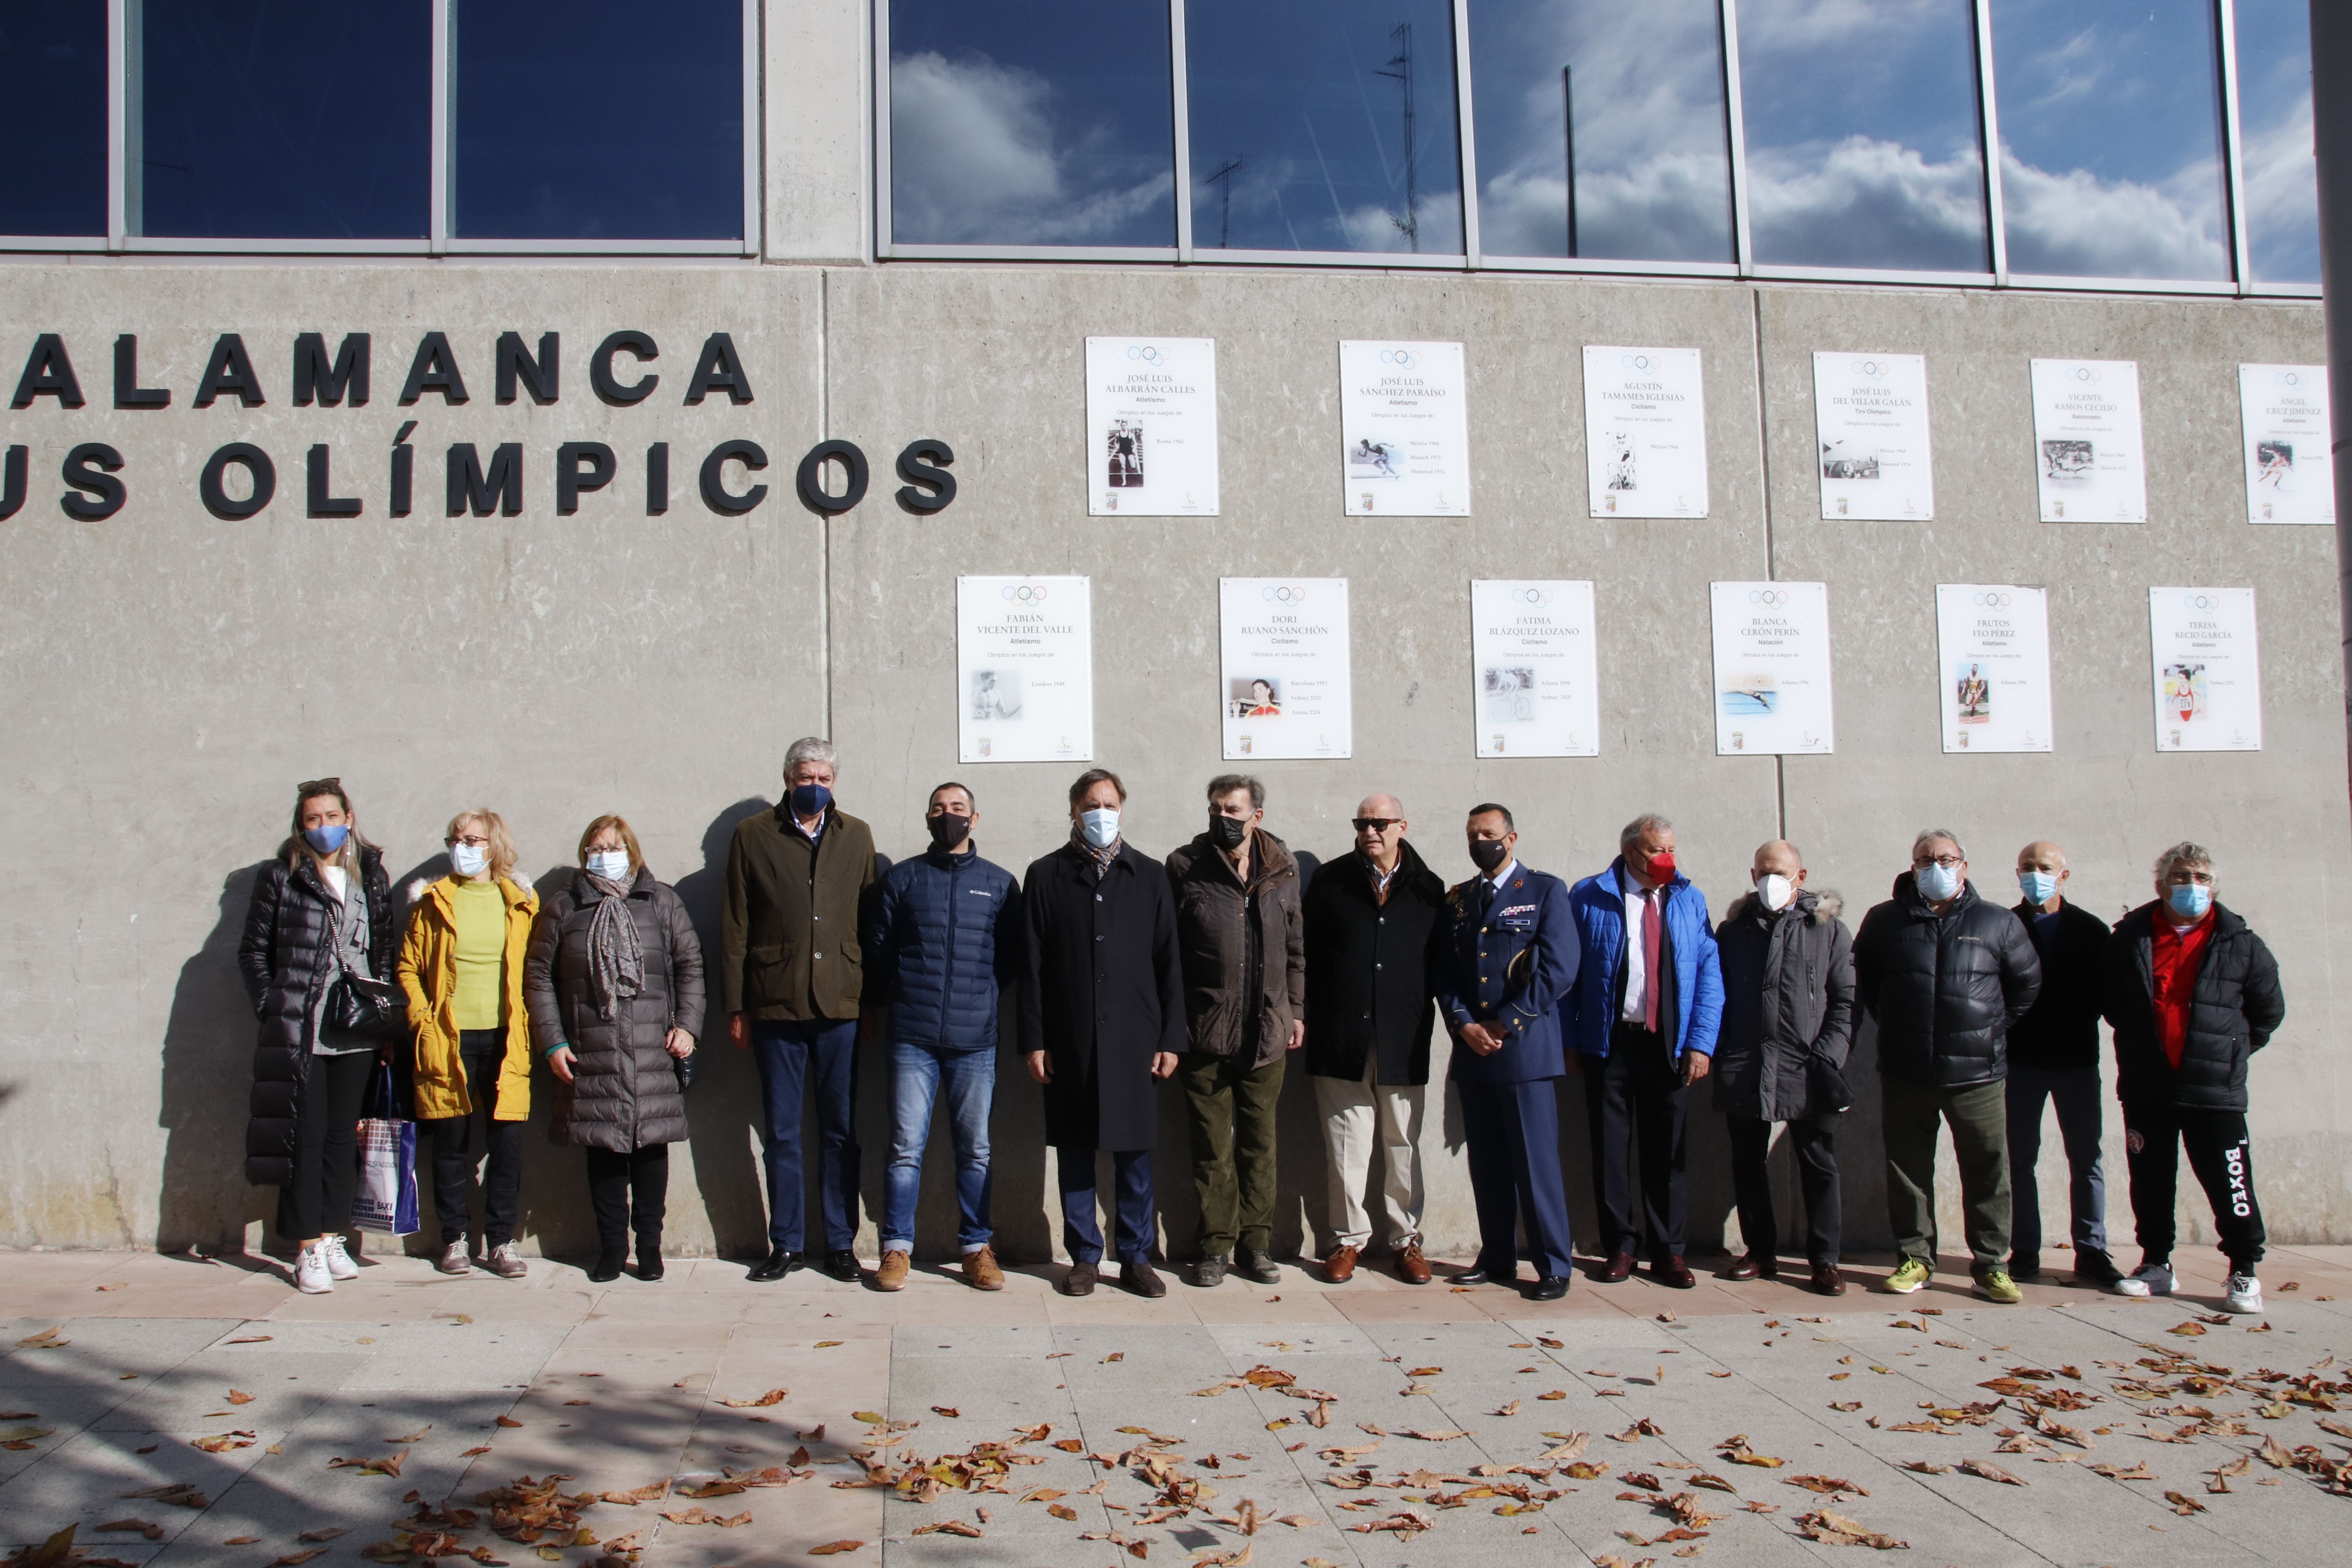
top-left (1853, 829), bottom-right (2041, 1302)
top-left (2099, 842), bottom-right (2283, 1314)
top-left (1302, 794), bottom-right (1444, 1285)
top-left (2004, 840), bottom-right (2121, 1287)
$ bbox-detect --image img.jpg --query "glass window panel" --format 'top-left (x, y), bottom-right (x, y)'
top-left (455, 0), bottom-right (742, 241)
top-left (0, 1), bottom-right (108, 237)
top-left (2234, 0), bottom-right (2318, 285)
top-left (138, 0), bottom-right (429, 240)
top-left (1186, 0), bottom-right (1463, 256)
top-left (1737, 0), bottom-right (1989, 272)
top-left (1469, 0), bottom-right (1732, 263)
top-left (888, 0), bottom-right (1175, 248)
top-left (1990, 0), bottom-right (2229, 280)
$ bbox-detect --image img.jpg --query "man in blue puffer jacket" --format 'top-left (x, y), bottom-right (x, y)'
top-left (865, 782), bottom-right (1022, 1292)
top-left (1565, 813), bottom-right (1724, 1288)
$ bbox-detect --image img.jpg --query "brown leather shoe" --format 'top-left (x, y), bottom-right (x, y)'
top-left (1811, 1263), bottom-right (1846, 1296)
top-left (1323, 1245), bottom-right (1359, 1284)
top-left (1652, 1255), bottom-right (1697, 1289)
top-left (963, 1246), bottom-right (1005, 1291)
top-left (1598, 1251), bottom-right (1636, 1283)
top-left (1394, 1243), bottom-right (1432, 1286)
top-left (1061, 1260), bottom-right (1098, 1296)
top-left (874, 1248), bottom-right (910, 1292)
top-left (1724, 1251), bottom-right (1777, 1281)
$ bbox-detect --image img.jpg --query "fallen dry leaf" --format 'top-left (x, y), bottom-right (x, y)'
top-left (1786, 1475), bottom-right (1867, 1495)
top-left (806, 1543), bottom-right (864, 1556)
top-left (912, 1521), bottom-right (984, 1537)
top-left (1958, 1459), bottom-right (2026, 1486)
top-left (2168, 1322), bottom-right (2209, 1337)
top-left (1047, 1503), bottom-right (1079, 1521)
top-left (270, 1552), bottom-right (326, 1567)
top-left (1900, 1461), bottom-right (1953, 1475)
top-left (227, 1390), bottom-right (256, 1406)
top-left (1797, 1509), bottom-right (1906, 1549)
top-left (719, 1389), bottom-right (788, 1408)
top-left (93, 1522), bottom-right (163, 1542)
top-left (327, 1452), bottom-right (406, 1477)
top-left (2164, 1490), bottom-right (2208, 1516)
top-left (495, 1416), bottom-right (523, 1428)
top-left (815, 1339), bottom-right (844, 1348)
top-left (191, 1434), bottom-right (255, 1454)
top-left (16, 1328), bottom-right (68, 1350)
top-left (460, 1446), bottom-right (491, 1457)
top-left (931, 1406), bottom-right (961, 1418)
top-left (296, 1528), bottom-right (350, 1543)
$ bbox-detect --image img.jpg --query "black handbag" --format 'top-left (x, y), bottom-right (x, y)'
top-left (325, 973), bottom-right (408, 1042)
top-left (1807, 1052), bottom-right (1854, 1116)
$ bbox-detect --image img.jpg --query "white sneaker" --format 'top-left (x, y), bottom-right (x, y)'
top-left (320, 1234), bottom-right (361, 1281)
top-left (294, 1243), bottom-right (335, 1294)
top-left (2112, 1260), bottom-right (2175, 1298)
top-left (2224, 1274), bottom-right (2263, 1314)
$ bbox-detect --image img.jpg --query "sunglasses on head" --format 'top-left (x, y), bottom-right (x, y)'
top-left (1351, 817), bottom-right (1401, 833)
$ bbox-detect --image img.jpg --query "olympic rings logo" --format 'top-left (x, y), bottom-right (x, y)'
top-left (2274, 370), bottom-right (2307, 388)
top-left (2184, 593), bottom-right (2220, 611)
top-left (1127, 345), bottom-right (1167, 366)
top-left (1379, 348), bottom-right (1417, 369)
top-left (1619, 353), bottom-right (1657, 372)
top-left (1852, 359), bottom-right (1890, 378)
top-left (1748, 589), bottom-right (1789, 608)
top-left (1974, 591), bottom-right (2013, 608)
top-left (2070, 366), bottom-right (2103, 384)
top-left (1511, 587), bottom-right (1554, 606)
top-left (1000, 584), bottom-right (1050, 604)
top-left (1261, 585), bottom-right (1309, 604)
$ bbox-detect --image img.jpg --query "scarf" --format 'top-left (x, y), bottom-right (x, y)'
top-left (1074, 824), bottom-right (1122, 882)
top-left (584, 872), bottom-right (646, 1021)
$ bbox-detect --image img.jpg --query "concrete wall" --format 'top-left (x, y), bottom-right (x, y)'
top-left (0, 252), bottom-right (2339, 1263)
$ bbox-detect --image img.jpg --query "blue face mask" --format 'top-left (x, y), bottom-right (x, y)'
top-left (2169, 882), bottom-right (2213, 920)
top-left (789, 782), bottom-right (833, 819)
top-left (1080, 807), bottom-right (1121, 850)
top-left (1915, 862), bottom-right (1962, 902)
top-left (2019, 870), bottom-right (2058, 904)
top-left (303, 822), bottom-right (349, 854)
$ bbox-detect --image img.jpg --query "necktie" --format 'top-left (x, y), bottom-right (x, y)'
top-left (1477, 878), bottom-right (1495, 925)
top-left (1642, 889), bottom-right (1663, 1033)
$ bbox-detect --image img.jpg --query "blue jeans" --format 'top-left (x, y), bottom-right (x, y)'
top-left (882, 1042), bottom-right (995, 1253)
top-left (2006, 1063), bottom-right (2107, 1262)
top-left (1057, 1147), bottom-right (1155, 1265)
top-left (750, 1017), bottom-right (861, 1253)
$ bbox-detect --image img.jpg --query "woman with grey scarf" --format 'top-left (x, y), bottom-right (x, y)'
top-left (524, 814), bottom-right (704, 1282)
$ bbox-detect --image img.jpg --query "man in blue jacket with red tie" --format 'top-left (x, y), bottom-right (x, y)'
top-left (1567, 813), bottom-right (1724, 1289)
top-left (1432, 802), bottom-right (1580, 1299)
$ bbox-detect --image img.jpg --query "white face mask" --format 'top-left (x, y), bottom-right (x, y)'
top-left (1916, 861), bottom-right (1962, 901)
top-left (586, 849), bottom-right (631, 881)
top-left (1756, 872), bottom-right (1795, 912)
top-left (451, 842), bottom-right (491, 878)
top-left (1080, 807), bottom-right (1121, 850)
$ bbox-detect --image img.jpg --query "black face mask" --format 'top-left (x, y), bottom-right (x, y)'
top-left (927, 813), bottom-right (972, 852)
top-left (1207, 813), bottom-right (1249, 852)
top-left (1467, 838), bottom-right (1510, 874)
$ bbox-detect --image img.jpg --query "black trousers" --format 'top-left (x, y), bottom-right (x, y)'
top-left (425, 1032), bottom-right (524, 1247)
top-left (586, 1145), bottom-right (670, 1251)
top-left (2122, 1098), bottom-right (2266, 1272)
top-left (1584, 1025), bottom-right (1689, 1261)
top-left (1458, 1078), bottom-right (1575, 1280)
top-left (276, 1048), bottom-right (375, 1241)
top-left (1726, 1113), bottom-right (1842, 1266)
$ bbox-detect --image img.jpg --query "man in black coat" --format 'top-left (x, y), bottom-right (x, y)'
top-left (1853, 828), bottom-right (2041, 1303)
top-left (1020, 768), bottom-right (1185, 1298)
top-left (2099, 841), bottom-right (2283, 1314)
top-left (1302, 793), bottom-right (1444, 1285)
top-left (2004, 840), bottom-right (2120, 1287)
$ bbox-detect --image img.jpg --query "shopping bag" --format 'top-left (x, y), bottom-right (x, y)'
top-left (351, 1061), bottom-right (421, 1236)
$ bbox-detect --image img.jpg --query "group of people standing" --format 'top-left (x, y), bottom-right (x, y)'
top-left (238, 745), bottom-right (2286, 1316)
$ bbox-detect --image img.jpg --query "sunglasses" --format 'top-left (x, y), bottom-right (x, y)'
top-left (1351, 817), bottom-right (1402, 833)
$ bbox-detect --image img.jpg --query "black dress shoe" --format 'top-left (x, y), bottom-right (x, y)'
top-left (1526, 1276), bottom-right (1570, 1301)
top-left (635, 1249), bottom-right (665, 1283)
top-left (1120, 1261), bottom-right (1167, 1298)
top-left (748, 1248), bottom-right (803, 1283)
top-left (2073, 1248), bottom-right (2123, 1288)
top-left (823, 1250), bottom-right (862, 1282)
top-left (1448, 1267), bottom-right (1495, 1286)
top-left (1190, 1254), bottom-right (1229, 1288)
top-left (586, 1248), bottom-right (625, 1284)
top-left (1062, 1261), bottom-right (1099, 1296)
top-left (2009, 1256), bottom-right (2044, 1282)
top-left (1235, 1249), bottom-right (1282, 1285)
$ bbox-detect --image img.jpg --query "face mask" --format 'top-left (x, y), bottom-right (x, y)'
top-left (2019, 869), bottom-right (2058, 904)
top-left (1915, 862), bottom-right (1961, 901)
top-left (789, 781), bottom-right (833, 819)
top-left (927, 813), bottom-right (972, 852)
top-left (586, 849), bottom-right (631, 881)
top-left (451, 842), bottom-right (491, 878)
top-left (303, 822), bottom-right (349, 855)
top-left (2169, 882), bottom-right (2213, 921)
top-left (1756, 872), bottom-right (1795, 912)
top-left (1080, 807), bottom-right (1121, 850)
top-left (1207, 813), bottom-right (1249, 852)
top-left (1644, 850), bottom-right (1678, 885)
top-left (1467, 838), bottom-right (1510, 875)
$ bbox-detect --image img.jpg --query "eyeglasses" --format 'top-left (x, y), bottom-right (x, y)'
top-left (1914, 854), bottom-right (1964, 869)
top-left (1351, 818), bottom-right (1401, 833)
top-left (447, 834), bottom-right (490, 849)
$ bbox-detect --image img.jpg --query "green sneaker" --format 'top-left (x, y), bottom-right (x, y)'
top-left (1882, 1256), bottom-right (1932, 1294)
top-left (1974, 1268), bottom-right (2022, 1305)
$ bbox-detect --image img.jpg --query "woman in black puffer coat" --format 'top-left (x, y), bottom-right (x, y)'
top-left (525, 814), bottom-right (704, 1282)
top-left (237, 778), bottom-right (397, 1293)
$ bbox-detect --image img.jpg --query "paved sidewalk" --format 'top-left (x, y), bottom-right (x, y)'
top-left (4, 1245), bottom-right (2350, 1567)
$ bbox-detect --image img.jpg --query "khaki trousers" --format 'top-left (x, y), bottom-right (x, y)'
top-left (1313, 1054), bottom-right (1426, 1252)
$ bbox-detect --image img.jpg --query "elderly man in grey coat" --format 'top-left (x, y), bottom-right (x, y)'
top-left (1712, 839), bottom-right (1856, 1295)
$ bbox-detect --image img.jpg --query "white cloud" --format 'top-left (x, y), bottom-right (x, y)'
top-left (1480, 154), bottom-right (1732, 263)
top-left (1745, 136), bottom-right (1987, 271)
top-left (1998, 148), bottom-right (2228, 279)
top-left (2239, 90), bottom-right (2320, 281)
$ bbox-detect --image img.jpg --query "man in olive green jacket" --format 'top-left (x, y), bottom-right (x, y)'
top-left (723, 737), bottom-right (881, 1283)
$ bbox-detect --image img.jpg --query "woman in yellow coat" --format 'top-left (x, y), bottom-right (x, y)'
top-left (400, 808), bottom-right (539, 1279)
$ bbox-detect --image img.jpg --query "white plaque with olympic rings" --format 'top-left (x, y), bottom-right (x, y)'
top-left (1935, 585), bottom-right (2052, 753)
top-left (1709, 582), bottom-right (1834, 755)
top-left (1087, 337), bottom-right (1219, 517)
top-left (1219, 579), bottom-right (1352, 760)
top-left (2238, 365), bottom-right (2335, 525)
top-left (1470, 581), bottom-right (1598, 758)
top-left (1812, 351), bottom-right (1934, 521)
top-left (1582, 346), bottom-right (1709, 519)
top-left (2148, 588), bottom-right (2261, 752)
top-left (1339, 340), bottom-right (1472, 516)
top-left (955, 577), bottom-right (1094, 764)
top-left (2029, 359), bottom-right (2147, 523)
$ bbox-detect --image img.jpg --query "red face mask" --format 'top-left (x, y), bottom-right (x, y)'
top-left (1644, 851), bottom-right (1677, 884)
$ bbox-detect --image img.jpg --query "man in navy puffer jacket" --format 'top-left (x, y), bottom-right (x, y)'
top-left (865, 782), bottom-right (1022, 1291)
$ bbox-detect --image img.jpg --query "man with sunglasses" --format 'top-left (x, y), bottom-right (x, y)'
top-left (1303, 795), bottom-right (1446, 1284)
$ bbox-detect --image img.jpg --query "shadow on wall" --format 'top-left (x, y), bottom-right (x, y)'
top-left (670, 798), bottom-right (777, 1259)
top-left (154, 863), bottom-right (272, 1254)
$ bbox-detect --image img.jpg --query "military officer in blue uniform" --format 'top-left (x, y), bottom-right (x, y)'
top-left (1432, 802), bottom-right (1581, 1299)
